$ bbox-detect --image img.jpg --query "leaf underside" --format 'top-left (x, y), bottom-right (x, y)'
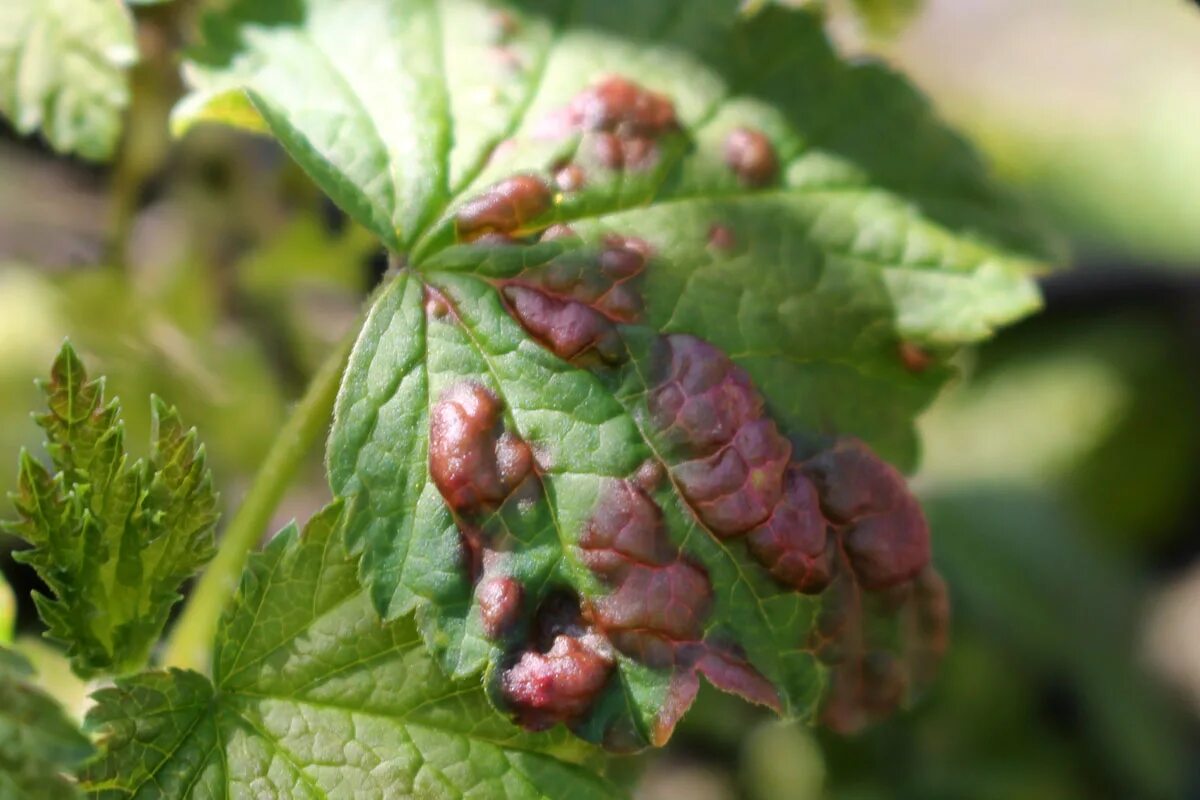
top-left (0, 0), bottom-right (137, 160)
top-left (81, 504), bottom-right (625, 800)
top-left (179, 0), bottom-right (1049, 749)
top-left (6, 344), bottom-right (219, 678)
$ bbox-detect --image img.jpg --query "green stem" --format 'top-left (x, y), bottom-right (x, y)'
top-left (162, 334), bottom-right (353, 671)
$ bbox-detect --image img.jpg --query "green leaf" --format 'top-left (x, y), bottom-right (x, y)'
top-left (0, 0), bottom-right (137, 161)
top-left (184, 0), bottom-right (1047, 747)
top-left (924, 487), bottom-right (1187, 799)
top-left (6, 343), bottom-right (219, 678)
top-left (0, 645), bottom-right (94, 799)
top-left (81, 503), bottom-right (625, 799)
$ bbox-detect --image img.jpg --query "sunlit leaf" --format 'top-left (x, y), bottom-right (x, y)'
top-left (81, 504), bottom-right (625, 799)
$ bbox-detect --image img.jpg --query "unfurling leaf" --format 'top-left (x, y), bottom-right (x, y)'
top-left (80, 504), bottom-right (625, 799)
top-left (6, 343), bottom-right (219, 678)
top-left (181, 0), bottom-right (1050, 748)
top-left (0, 0), bottom-right (137, 160)
top-left (0, 646), bottom-right (94, 799)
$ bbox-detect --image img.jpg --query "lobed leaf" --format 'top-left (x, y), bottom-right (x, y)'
top-left (0, 646), bottom-right (94, 799)
top-left (180, 0), bottom-right (1051, 749)
top-left (0, 0), bottom-right (137, 160)
top-left (5, 344), bottom-right (219, 678)
top-left (81, 503), bottom-right (625, 799)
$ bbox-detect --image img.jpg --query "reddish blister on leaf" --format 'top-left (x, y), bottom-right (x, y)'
top-left (499, 590), bottom-right (617, 730)
top-left (648, 334), bottom-right (797, 537)
top-left (456, 174), bottom-right (553, 241)
top-left (898, 341), bottom-right (934, 373)
top-left (707, 223), bottom-right (738, 253)
top-left (554, 162), bottom-right (587, 192)
top-left (501, 631), bottom-right (616, 731)
top-left (647, 334), bottom-right (764, 458)
top-left (745, 467), bottom-right (834, 594)
top-left (477, 574), bottom-right (524, 638)
top-left (724, 127), bottom-right (779, 187)
top-left (579, 479), bottom-right (712, 667)
top-left (497, 236), bottom-right (649, 364)
top-left (535, 76), bottom-right (679, 171)
top-left (801, 439), bottom-right (930, 590)
top-left (577, 476), bottom-right (781, 743)
top-left (429, 381), bottom-right (533, 515)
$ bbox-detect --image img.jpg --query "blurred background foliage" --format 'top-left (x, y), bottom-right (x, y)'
top-left (2, 0), bottom-right (1200, 798)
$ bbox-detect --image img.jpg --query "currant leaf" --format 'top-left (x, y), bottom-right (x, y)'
top-left (80, 504), bottom-right (625, 799)
top-left (180, 0), bottom-right (1050, 748)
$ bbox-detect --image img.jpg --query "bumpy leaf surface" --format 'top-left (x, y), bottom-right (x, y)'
top-left (81, 504), bottom-right (624, 799)
top-left (0, 646), bottom-right (94, 799)
top-left (181, 0), bottom-right (1046, 747)
top-left (6, 344), bottom-right (219, 678)
top-left (0, 0), bottom-right (137, 160)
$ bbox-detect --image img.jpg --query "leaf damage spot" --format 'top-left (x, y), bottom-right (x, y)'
top-left (707, 223), bottom-right (737, 252)
top-left (579, 479), bottom-right (712, 667)
top-left (429, 381), bottom-right (533, 515)
top-left (648, 335), bottom-right (792, 537)
top-left (554, 163), bottom-right (586, 193)
top-left (578, 477), bottom-right (780, 743)
top-left (477, 573), bottom-right (524, 638)
top-left (745, 466), bottom-right (834, 594)
top-left (500, 591), bottom-right (616, 731)
top-left (802, 439), bottom-right (929, 591)
top-left (455, 174), bottom-right (553, 242)
top-left (537, 76), bottom-right (679, 171)
top-left (497, 236), bottom-right (649, 364)
top-left (898, 341), bottom-right (934, 373)
top-left (723, 127), bottom-right (778, 187)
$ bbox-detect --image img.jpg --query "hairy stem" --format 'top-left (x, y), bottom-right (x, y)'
top-left (162, 334), bottom-right (352, 671)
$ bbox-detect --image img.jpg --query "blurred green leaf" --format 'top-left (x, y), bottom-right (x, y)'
top-left (925, 486), bottom-right (1186, 799)
top-left (0, 645), bottom-right (93, 799)
top-left (6, 344), bottom-right (219, 678)
top-left (919, 311), bottom-right (1200, 550)
top-left (918, 349), bottom-right (1128, 488)
top-left (0, 0), bottom-right (137, 160)
top-left (742, 721), bottom-right (825, 800)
